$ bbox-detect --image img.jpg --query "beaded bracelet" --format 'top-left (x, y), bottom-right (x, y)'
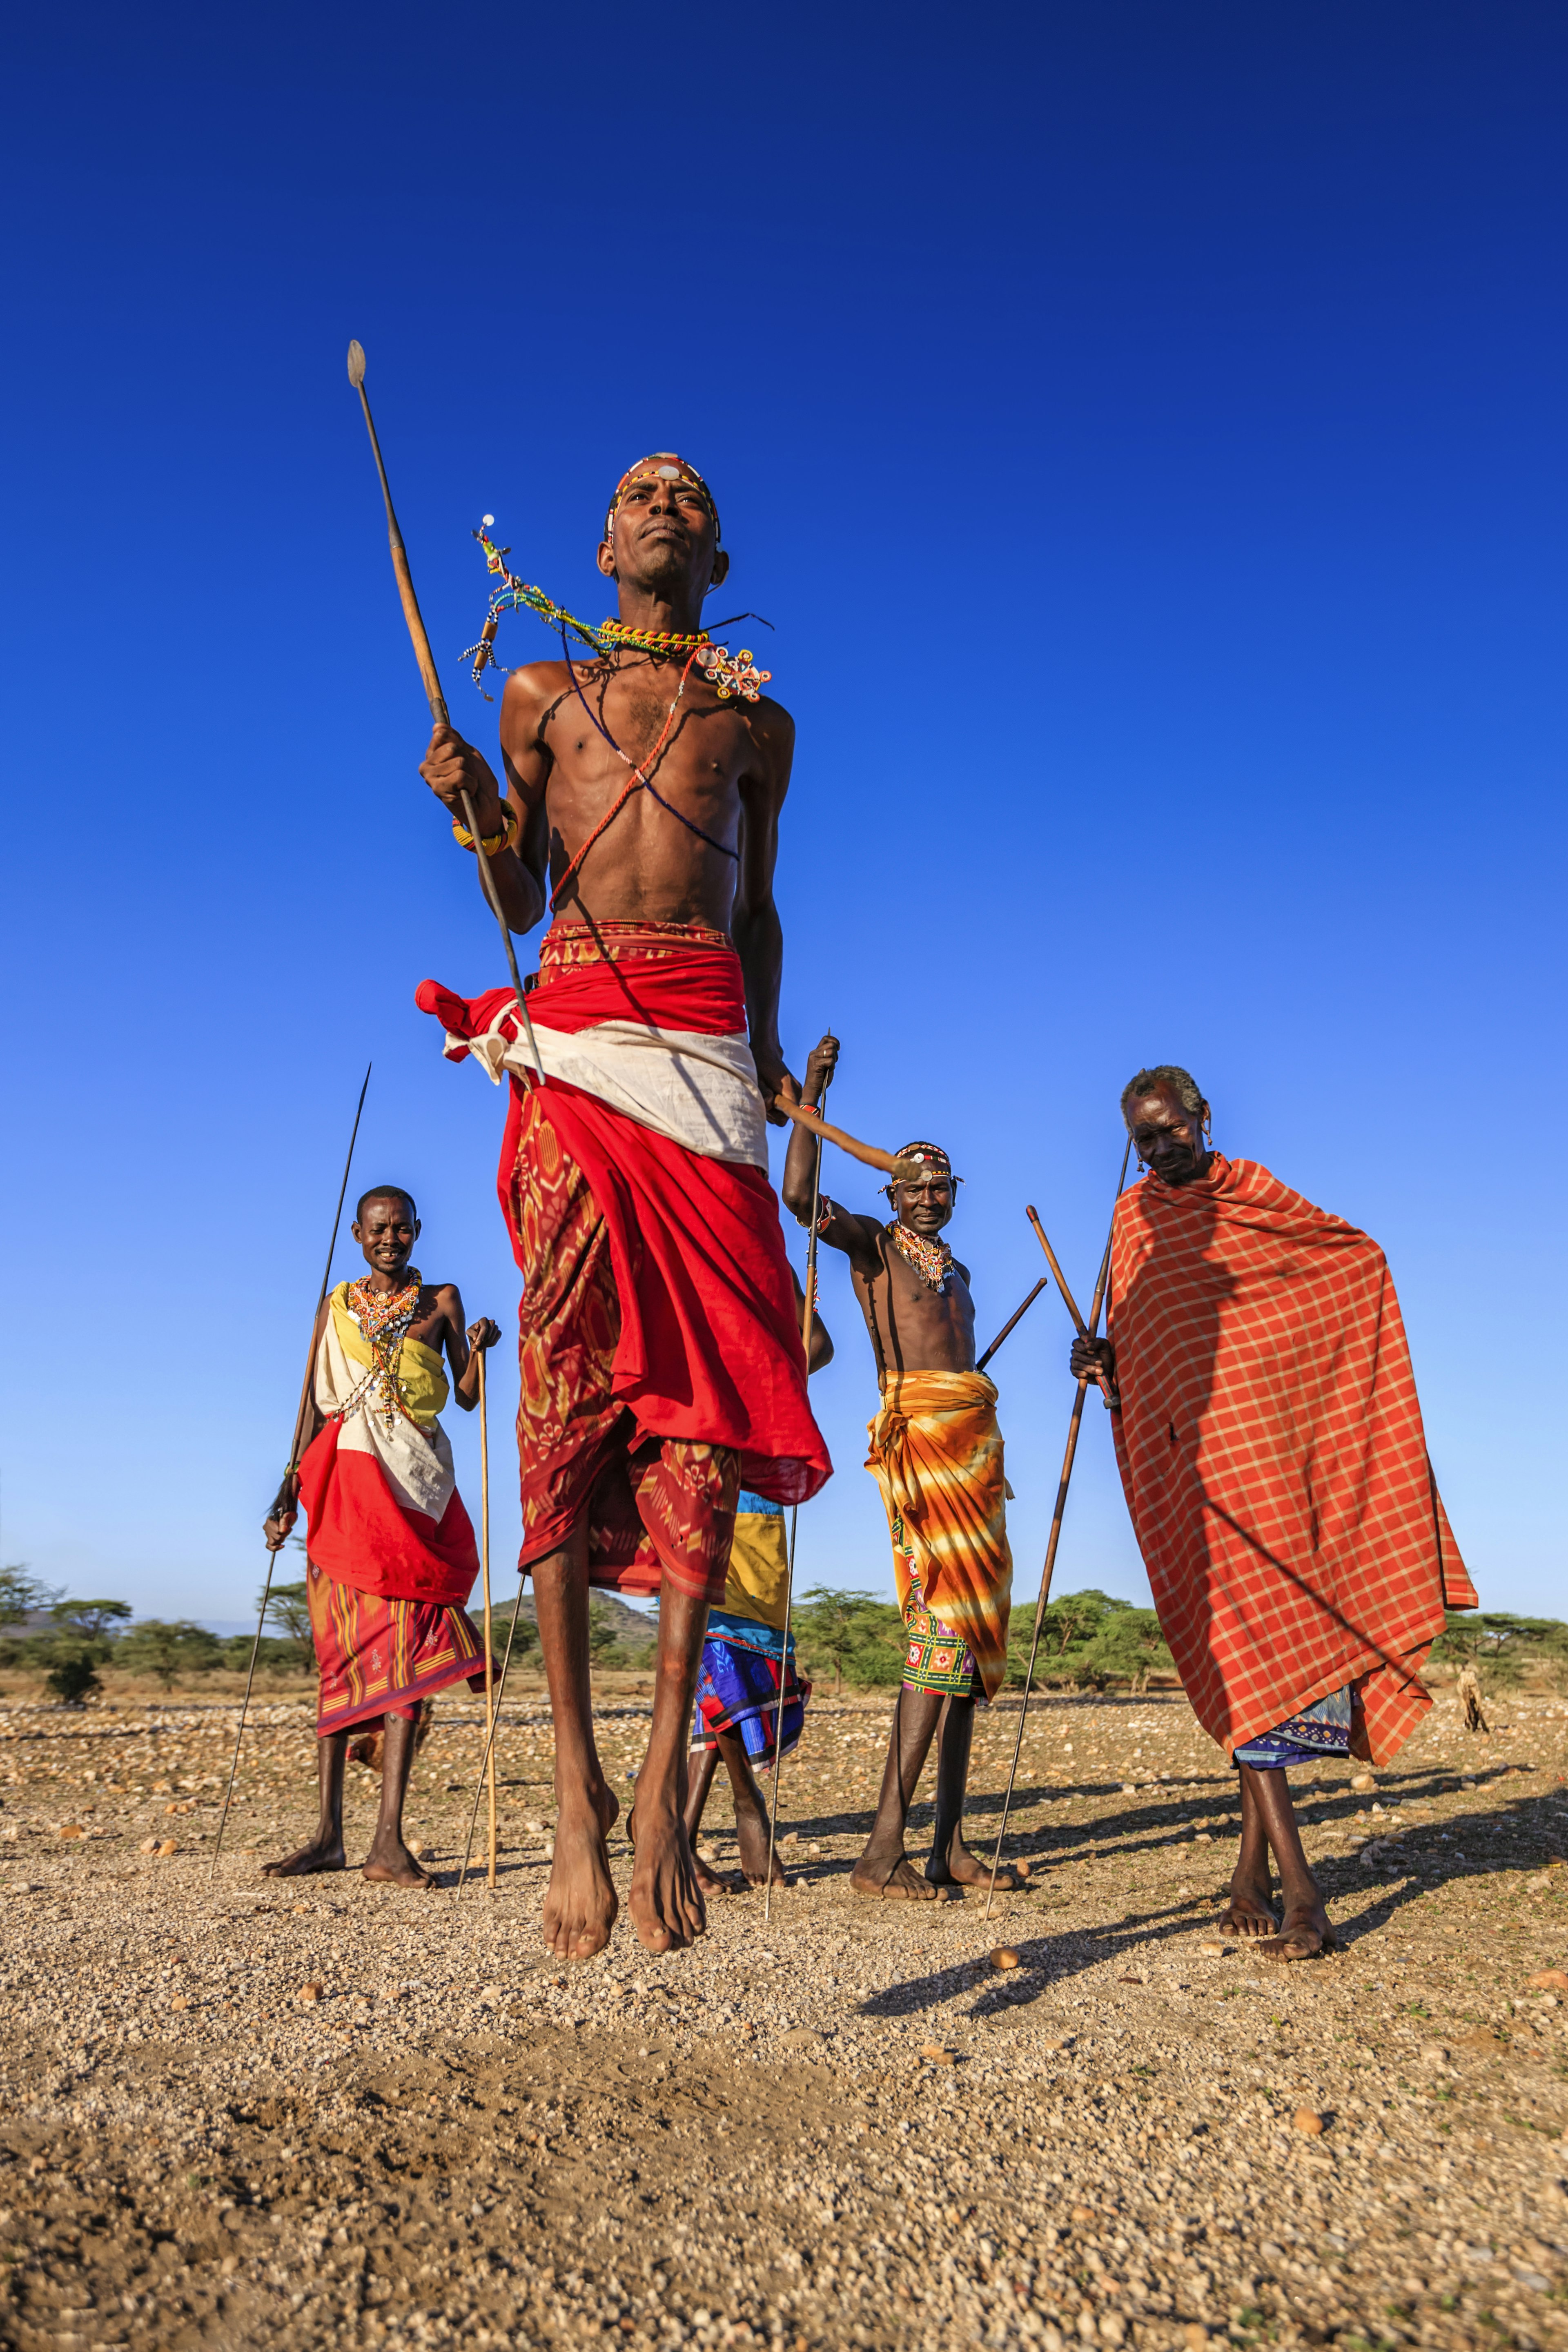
top-left (451, 801), bottom-right (517, 857)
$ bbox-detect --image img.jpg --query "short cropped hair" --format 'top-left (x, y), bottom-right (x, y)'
top-left (1120, 1066), bottom-right (1205, 1127)
top-left (355, 1185), bottom-right (418, 1224)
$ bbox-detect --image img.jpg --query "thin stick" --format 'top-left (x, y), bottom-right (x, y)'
top-left (975, 1277), bottom-right (1049, 1373)
top-left (479, 1350), bottom-right (498, 1891)
top-left (1025, 1204), bottom-right (1116, 1410)
top-left (210, 1064), bottom-right (372, 1879)
top-left (457, 1591), bottom-right (527, 1895)
top-left (982, 1141), bottom-right (1132, 1922)
top-left (762, 1060), bottom-right (832, 1924)
top-left (345, 340), bottom-right (545, 1085)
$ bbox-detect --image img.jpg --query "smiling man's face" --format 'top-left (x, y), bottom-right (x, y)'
top-left (597, 459), bottom-right (728, 602)
top-left (352, 1194), bottom-right (420, 1281)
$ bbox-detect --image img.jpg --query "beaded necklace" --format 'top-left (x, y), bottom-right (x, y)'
top-left (461, 521), bottom-right (773, 704)
top-left (888, 1223), bottom-right (954, 1292)
top-left (341, 1274), bottom-right (425, 1432)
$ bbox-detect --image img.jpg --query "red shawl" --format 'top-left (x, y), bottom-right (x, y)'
top-left (1108, 1154), bottom-right (1475, 1764)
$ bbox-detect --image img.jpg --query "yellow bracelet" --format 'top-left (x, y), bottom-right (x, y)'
top-left (451, 803), bottom-right (517, 857)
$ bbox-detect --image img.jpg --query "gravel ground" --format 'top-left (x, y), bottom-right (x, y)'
top-left (1, 1681), bottom-right (1566, 2352)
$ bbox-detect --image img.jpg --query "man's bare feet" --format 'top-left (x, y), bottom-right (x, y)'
top-left (1254, 1893), bottom-right (1335, 1961)
top-left (628, 1801), bottom-right (708, 1952)
top-left (851, 1853), bottom-right (950, 1900)
top-left (690, 1849), bottom-right (733, 1897)
top-left (543, 1785), bottom-right (621, 1963)
top-left (733, 1800), bottom-right (787, 1889)
top-left (361, 1831), bottom-right (434, 1889)
top-left (262, 1836), bottom-right (346, 1878)
top-left (1216, 1873), bottom-right (1277, 1938)
top-left (927, 1829), bottom-right (1029, 1892)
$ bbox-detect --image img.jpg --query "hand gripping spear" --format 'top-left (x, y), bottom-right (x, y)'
top-left (345, 341), bottom-right (545, 1085)
top-left (981, 1144), bottom-right (1132, 1922)
top-left (210, 1065), bottom-right (372, 1879)
top-left (762, 1057), bottom-right (833, 1927)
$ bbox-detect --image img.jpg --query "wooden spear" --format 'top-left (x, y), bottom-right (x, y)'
top-left (762, 1060), bottom-right (833, 1925)
top-left (210, 1063), bottom-right (372, 1879)
top-left (771, 1095), bottom-right (916, 1182)
top-left (345, 340), bottom-right (545, 1083)
top-left (982, 1143), bottom-right (1132, 1922)
top-left (478, 1349), bottom-right (498, 1890)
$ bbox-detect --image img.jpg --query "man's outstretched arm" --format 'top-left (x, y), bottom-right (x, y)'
top-left (782, 1034), bottom-right (882, 1270)
top-left (732, 702), bottom-right (797, 1121)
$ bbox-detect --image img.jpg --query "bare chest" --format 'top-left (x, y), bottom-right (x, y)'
top-left (852, 1246), bottom-right (977, 1377)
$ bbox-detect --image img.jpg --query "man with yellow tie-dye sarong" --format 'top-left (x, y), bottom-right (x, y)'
top-left (263, 1185), bottom-right (499, 1886)
top-left (782, 1038), bottom-right (1024, 1901)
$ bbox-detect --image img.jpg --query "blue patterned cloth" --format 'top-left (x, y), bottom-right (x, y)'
top-left (1232, 1684), bottom-right (1352, 1771)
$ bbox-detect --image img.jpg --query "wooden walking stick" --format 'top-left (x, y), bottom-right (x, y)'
top-left (346, 340), bottom-right (545, 1083)
top-left (1025, 1204), bottom-right (1117, 1410)
top-left (478, 1348), bottom-right (499, 1890)
top-left (762, 1060), bottom-right (833, 1925)
top-left (975, 1276), bottom-right (1049, 1373)
top-left (982, 1143), bottom-right (1132, 1922)
top-left (210, 1063), bottom-right (372, 1879)
top-left (457, 1586), bottom-right (528, 1895)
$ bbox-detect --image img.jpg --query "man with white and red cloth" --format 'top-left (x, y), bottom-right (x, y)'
top-left (1073, 1064), bottom-right (1476, 1962)
top-left (414, 450), bottom-right (829, 1964)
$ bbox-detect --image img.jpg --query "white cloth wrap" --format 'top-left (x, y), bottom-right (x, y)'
top-left (314, 1311), bottom-right (457, 1526)
top-left (443, 1004), bottom-right (769, 1171)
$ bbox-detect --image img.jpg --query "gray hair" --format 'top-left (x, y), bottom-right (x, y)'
top-left (1120, 1065), bottom-right (1206, 1126)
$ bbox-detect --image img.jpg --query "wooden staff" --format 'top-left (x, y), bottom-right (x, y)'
top-left (456, 1585), bottom-right (529, 1895)
top-left (346, 340), bottom-right (545, 1083)
top-left (982, 1141), bottom-right (1132, 1922)
top-left (1026, 1203), bottom-right (1116, 1410)
top-left (479, 1349), bottom-right (498, 1890)
top-left (762, 1061), bottom-right (833, 1925)
top-left (210, 1064), bottom-right (372, 1880)
top-left (976, 1276), bottom-right (1049, 1373)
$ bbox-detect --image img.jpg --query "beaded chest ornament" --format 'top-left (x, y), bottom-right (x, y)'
top-left (339, 1275), bottom-right (427, 1434)
top-left (888, 1224), bottom-right (956, 1292)
top-left (462, 521), bottom-right (773, 705)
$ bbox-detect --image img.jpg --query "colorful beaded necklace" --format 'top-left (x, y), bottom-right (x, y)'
top-left (888, 1224), bottom-right (954, 1292)
top-left (461, 521), bottom-right (773, 704)
top-left (343, 1274), bottom-right (425, 1432)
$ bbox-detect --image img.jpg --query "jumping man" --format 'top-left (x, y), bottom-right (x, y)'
top-left (415, 455), bottom-right (829, 1958)
top-left (782, 1035), bottom-right (1021, 1900)
top-left (263, 1187), bottom-right (499, 1886)
top-left (1072, 1066), bottom-right (1477, 1960)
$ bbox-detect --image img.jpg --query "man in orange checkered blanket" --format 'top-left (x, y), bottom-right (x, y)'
top-left (1072, 1065), bottom-right (1476, 1962)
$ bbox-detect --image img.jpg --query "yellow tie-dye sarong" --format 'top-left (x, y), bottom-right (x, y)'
top-left (864, 1370), bottom-right (1013, 1702)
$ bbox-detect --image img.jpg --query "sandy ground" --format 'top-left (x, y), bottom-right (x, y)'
top-left (1, 1678), bottom-right (1566, 2351)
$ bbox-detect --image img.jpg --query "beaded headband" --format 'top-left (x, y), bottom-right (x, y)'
top-left (604, 454), bottom-right (721, 548)
top-left (882, 1143), bottom-right (963, 1200)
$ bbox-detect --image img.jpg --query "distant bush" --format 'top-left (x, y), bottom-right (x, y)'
top-left (116, 1620), bottom-right (223, 1690)
top-left (1432, 1610), bottom-right (1568, 1689)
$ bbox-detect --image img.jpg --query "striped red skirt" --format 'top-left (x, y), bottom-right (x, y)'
top-left (307, 1559), bottom-right (492, 1736)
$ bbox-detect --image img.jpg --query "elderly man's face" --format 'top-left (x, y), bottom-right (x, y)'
top-left (1126, 1087), bottom-right (1210, 1185)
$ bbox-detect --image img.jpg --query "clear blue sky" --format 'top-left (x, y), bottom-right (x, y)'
top-left (2, 4), bottom-right (1562, 1627)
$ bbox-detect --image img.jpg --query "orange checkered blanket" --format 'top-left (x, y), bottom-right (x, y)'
top-left (1107, 1154), bottom-right (1475, 1765)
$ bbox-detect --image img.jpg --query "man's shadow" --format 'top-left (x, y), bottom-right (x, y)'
top-left (841, 1760), bottom-right (1565, 2022)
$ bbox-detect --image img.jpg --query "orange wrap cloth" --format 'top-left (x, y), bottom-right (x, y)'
top-left (1107, 1154), bottom-right (1476, 1766)
top-left (865, 1370), bottom-right (1013, 1702)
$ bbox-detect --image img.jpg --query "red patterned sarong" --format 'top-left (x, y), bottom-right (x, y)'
top-left (1108, 1154), bottom-right (1477, 1766)
top-left (417, 922), bottom-right (830, 1595)
top-left (307, 1559), bottom-right (491, 1736)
